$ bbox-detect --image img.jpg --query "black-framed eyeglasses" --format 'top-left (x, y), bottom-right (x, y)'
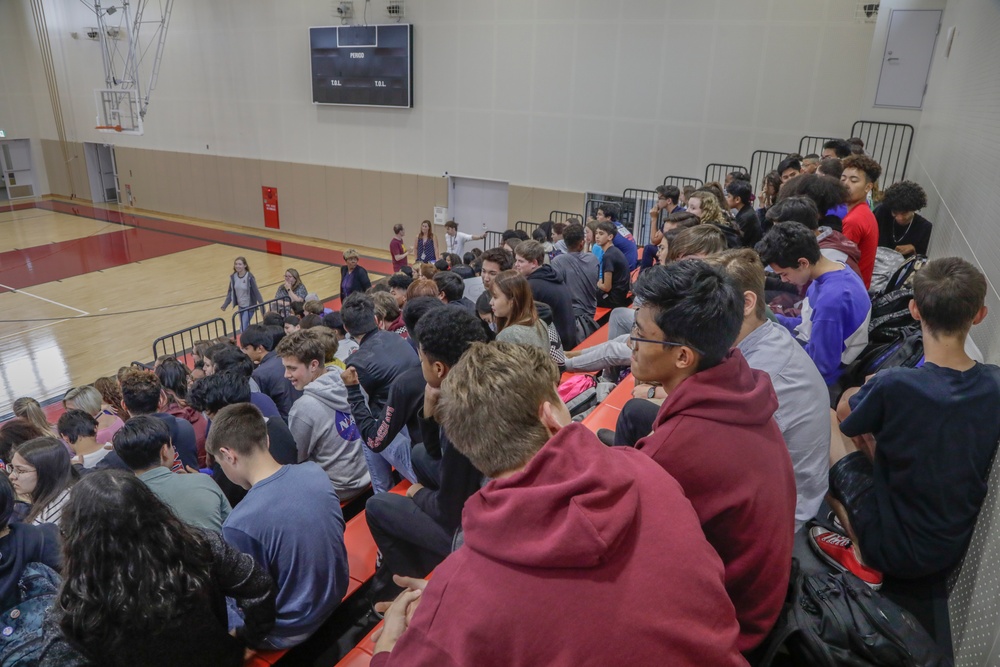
top-left (629, 323), bottom-right (704, 356)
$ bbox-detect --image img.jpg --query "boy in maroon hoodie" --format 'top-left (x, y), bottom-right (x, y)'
top-left (370, 342), bottom-right (748, 667)
top-left (630, 260), bottom-right (796, 654)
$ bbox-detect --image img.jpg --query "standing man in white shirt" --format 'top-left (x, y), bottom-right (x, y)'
top-left (444, 220), bottom-right (485, 256)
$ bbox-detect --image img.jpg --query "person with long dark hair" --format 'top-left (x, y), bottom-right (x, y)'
top-left (39, 470), bottom-right (275, 667)
top-left (221, 256), bottom-right (264, 332)
top-left (8, 438), bottom-right (77, 525)
top-left (155, 358), bottom-right (209, 467)
top-left (490, 271), bottom-right (549, 350)
top-left (0, 473), bottom-right (60, 613)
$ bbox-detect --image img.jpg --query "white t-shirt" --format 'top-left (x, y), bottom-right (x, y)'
top-left (445, 231), bottom-right (473, 256)
top-left (81, 446), bottom-right (113, 469)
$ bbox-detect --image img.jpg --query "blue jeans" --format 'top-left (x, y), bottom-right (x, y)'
top-left (362, 427), bottom-right (417, 494)
top-left (239, 309), bottom-right (252, 332)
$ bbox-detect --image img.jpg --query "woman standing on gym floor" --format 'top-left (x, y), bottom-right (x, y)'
top-left (415, 219), bottom-right (438, 263)
top-left (221, 256), bottom-right (264, 331)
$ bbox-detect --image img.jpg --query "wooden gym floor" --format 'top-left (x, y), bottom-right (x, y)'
top-left (0, 198), bottom-right (394, 419)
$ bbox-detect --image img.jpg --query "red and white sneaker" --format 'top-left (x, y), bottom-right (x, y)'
top-left (809, 527), bottom-right (883, 590)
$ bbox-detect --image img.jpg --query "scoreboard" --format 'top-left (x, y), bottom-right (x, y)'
top-left (310, 24), bottom-right (413, 108)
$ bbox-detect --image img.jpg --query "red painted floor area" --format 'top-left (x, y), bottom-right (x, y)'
top-left (0, 225), bottom-right (210, 291)
top-left (35, 200), bottom-right (398, 276)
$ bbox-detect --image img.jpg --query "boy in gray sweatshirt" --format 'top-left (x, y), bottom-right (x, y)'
top-left (275, 329), bottom-right (370, 501)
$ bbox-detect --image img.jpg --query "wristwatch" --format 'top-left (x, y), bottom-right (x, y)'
top-left (647, 386), bottom-right (657, 399)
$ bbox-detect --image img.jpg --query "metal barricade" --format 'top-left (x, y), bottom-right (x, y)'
top-left (152, 318), bottom-right (229, 361)
top-left (231, 296), bottom-right (292, 333)
top-left (514, 220), bottom-right (542, 236)
top-left (850, 120), bottom-right (914, 189)
top-left (662, 175), bottom-right (704, 189)
top-left (704, 163), bottom-right (748, 185)
top-left (799, 135), bottom-right (839, 158)
top-left (622, 188), bottom-right (659, 246)
top-left (583, 197), bottom-right (624, 222)
top-left (749, 150), bottom-right (792, 192)
top-left (483, 230), bottom-right (504, 249)
top-left (549, 210), bottom-right (583, 225)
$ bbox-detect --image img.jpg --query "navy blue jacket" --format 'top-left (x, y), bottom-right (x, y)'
top-left (252, 351), bottom-right (301, 421)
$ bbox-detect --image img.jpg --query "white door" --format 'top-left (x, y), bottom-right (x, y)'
top-left (874, 9), bottom-right (942, 109)
top-left (447, 176), bottom-right (509, 236)
top-left (0, 139), bottom-right (35, 199)
top-left (84, 142), bottom-right (119, 203)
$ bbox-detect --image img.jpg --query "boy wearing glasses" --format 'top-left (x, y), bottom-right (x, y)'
top-left (630, 260), bottom-right (796, 656)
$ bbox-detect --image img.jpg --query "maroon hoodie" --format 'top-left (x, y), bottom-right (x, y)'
top-left (636, 350), bottom-right (795, 652)
top-left (371, 423), bottom-right (747, 667)
top-left (817, 226), bottom-right (863, 278)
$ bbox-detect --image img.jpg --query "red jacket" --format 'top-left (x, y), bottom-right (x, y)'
top-left (371, 423), bottom-right (747, 667)
top-left (636, 350), bottom-right (796, 652)
top-left (842, 202), bottom-right (879, 288)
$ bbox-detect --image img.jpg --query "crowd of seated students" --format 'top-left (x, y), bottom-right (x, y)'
top-left (0, 140), bottom-right (991, 665)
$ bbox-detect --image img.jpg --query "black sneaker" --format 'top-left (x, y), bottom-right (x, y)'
top-left (596, 428), bottom-right (617, 447)
top-left (368, 564), bottom-right (404, 619)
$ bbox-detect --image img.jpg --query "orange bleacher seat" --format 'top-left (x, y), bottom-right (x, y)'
top-left (335, 618), bottom-right (382, 666)
top-left (582, 375), bottom-right (636, 434)
top-left (343, 480), bottom-right (411, 591)
top-left (244, 649), bottom-right (288, 667)
top-left (593, 307), bottom-right (611, 322)
top-left (574, 323), bottom-right (609, 352)
top-left (336, 648), bottom-right (373, 667)
top-left (344, 513), bottom-right (380, 593)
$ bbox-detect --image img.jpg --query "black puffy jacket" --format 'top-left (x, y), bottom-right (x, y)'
top-left (346, 329), bottom-right (420, 414)
top-left (527, 265), bottom-right (578, 349)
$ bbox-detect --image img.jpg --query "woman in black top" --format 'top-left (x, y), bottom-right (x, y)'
top-left (0, 474), bottom-right (60, 612)
top-left (40, 470), bottom-right (276, 667)
top-left (340, 248), bottom-right (371, 299)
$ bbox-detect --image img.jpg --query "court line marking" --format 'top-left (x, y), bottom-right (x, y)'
top-left (0, 283), bottom-right (89, 315)
top-left (0, 319), bottom-right (70, 342)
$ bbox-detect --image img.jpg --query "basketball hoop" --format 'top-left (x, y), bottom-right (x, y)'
top-left (95, 125), bottom-right (124, 133)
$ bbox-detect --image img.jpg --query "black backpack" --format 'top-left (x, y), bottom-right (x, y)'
top-left (867, 256), bottom-right (927, 344)
top-left (844, 326), bottom-right (924, 387)
top-left (758, 559), bottom-right (953, 667)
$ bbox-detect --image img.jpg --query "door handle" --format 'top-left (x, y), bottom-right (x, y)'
top-left (887, 57), bottom-right (900, 61)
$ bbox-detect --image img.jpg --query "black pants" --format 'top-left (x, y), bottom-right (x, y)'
top-left (365, 492), bottom-right (452, 580)
top-left (410, 443), bottom-right (442, 489)
top-left (613, 398), bottom-right (661, 447)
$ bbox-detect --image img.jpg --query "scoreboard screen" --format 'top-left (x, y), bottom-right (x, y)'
top-left (310, 24), bottom-right (413, 108)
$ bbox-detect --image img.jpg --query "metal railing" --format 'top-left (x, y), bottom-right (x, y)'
top-left (749, 149), bottom-right (792, 192)
top-left (850, 120), bottom-right (914, 190)
top-left (514, 220), bottom-right (542, 235)
top-left (152, 318), bottom-right (229, 361)
top-left (798, 135), bottom-right (839, 158)
top-left (583, 198), bottom-right (622, 224)
top-left (704, 163), bottom-right (748, 185)
top-left (622, 188), bottom-right (659, 246)
top-left (231, 296), bottom-right (292, 333)
top-left (549, 210), bottom-right (583, 225)
top-left (483, 230), bottom-right (504, 249)
top-left (662, 175), bottom-right (703, 189)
